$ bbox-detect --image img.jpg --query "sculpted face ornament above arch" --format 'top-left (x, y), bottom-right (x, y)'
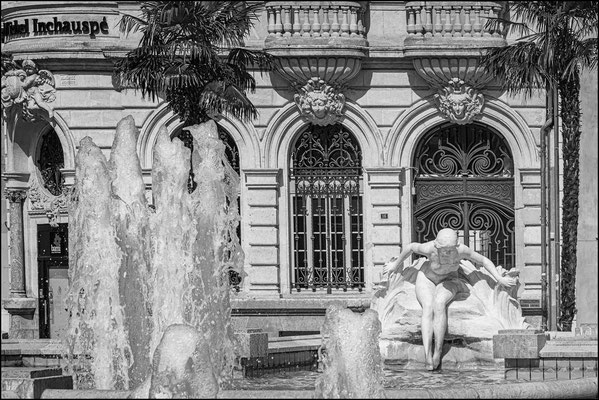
top-left (1, 59), bottom-right (56, 122)
top-left (434, 78), bottom-right (485, 125)
top-left (294, 78), bottom-right (345, 126)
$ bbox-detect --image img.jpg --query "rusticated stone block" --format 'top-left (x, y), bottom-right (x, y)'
top-left (493, 329), bottom-right (547, 359)
top-left (235, 330), bottom-right (268, 358)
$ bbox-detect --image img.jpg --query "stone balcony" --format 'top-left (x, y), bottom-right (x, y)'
top-left (263, 2), bottom-right (367, 97)
top-left (403, 1), bottom-right (507, 57)
top-left (263, 1), bottom-right (367, 57)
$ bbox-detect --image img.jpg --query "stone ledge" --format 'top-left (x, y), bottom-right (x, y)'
top-left (493, 329), bottom-right (547, 359)
top-left (2, 298), bottom-right (37, 314)
top-left (1, 367), bottom-right (63, 379)
top-left (39, 378), bottom-right (599, 399)
top-left (540, 347), bottom-right (598, 358)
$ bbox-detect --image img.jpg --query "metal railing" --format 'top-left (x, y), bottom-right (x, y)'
top-left (505, 357), bottom-right (599, 381)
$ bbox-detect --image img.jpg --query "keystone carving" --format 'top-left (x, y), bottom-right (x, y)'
top-left (294, 78), bottom-right (345, 126)
top-left (434, 78), bottom-right (484, 125)
top-left (1, 59), bottom-right (56, 121)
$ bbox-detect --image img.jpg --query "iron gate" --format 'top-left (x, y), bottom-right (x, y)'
top-left (290, 125), bottom-right (364, 292)
top-left (413, 123), bottom-right (515, 270)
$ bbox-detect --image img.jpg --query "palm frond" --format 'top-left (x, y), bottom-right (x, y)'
top-left (481, 41), bottom-right (549, 96)
top-left (113, 0), bottom-right (275, 125)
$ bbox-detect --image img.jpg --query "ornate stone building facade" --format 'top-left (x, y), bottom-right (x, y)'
top-left (1, 1), bottom-right (596, 339)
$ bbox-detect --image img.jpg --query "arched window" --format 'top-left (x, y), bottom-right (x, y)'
top-left (413, 122), bottom-right (515, 269)
top-left (290, 124), bottom-right (364, 293)
top-left (36, 129), bottom-right (64, 196)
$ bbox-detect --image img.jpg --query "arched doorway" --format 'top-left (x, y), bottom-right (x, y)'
top-left (35, 128), bottom-right (69, 339)
top-left (289, 124), bottom-right (364, 293)
top-left (413, 123), bottom-right (515, 269)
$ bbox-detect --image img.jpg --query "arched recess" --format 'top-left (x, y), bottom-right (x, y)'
top-left (263, 100), bottom-right (385, 170)
top-left (262, 100), bottom-right (383, 294)
top-left (5, 111), bottom-right (75, 174)
top-left (138, 103), bottom-right (261, 170)
top-left (387, 97), bottom-right (539, 169)
top-left (386, 97), bottom-right (540, 270)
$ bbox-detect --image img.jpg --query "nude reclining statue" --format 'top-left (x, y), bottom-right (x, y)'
top-left (371, 228), bottom-right (530, 370)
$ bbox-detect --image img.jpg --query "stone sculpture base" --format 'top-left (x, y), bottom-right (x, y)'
top-left (379, 336), bottom-right (499, 368)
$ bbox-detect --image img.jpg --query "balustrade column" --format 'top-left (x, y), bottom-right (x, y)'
top-left (349, 8), bottom-right (358, 36)
top-left (293, 7), bottom-right (301, 36)
top-left (5, 189), bottom-right (27, 298)
top-left (302, 6), bottom-right (311, 37)
top-left (452, 6), bottom-right (462, 37)
top-left (472, 5), bottom-right (482, 37)
top-left (443, 6), bottom-right (453, 36)
top-left (321, 8), bottom-right (331, 37)
top-left (482, 5), bottom-right (491, 36)
top-left (414, 6), bottom-right (423, 37)
top-left (267, 8), bottom-right (275, 36)
top-left (340, 7), bottom-right (350, 37)
top-left (331, 7), bottom-right (340, 37)
top-left (434, 7), bottom-right (442, 37)
top-left (283, 6), bottom-right (292, 37)
top-left (463, 7), bottom-right (472, 36)
top-left (407, 7), bottom-right (415, 35)
top-left (312, 7), bottom-right (321, 37)
top-left (424, 5), bottom-right (433, 37)
top-left (274, 7), bottom-right (282, 37)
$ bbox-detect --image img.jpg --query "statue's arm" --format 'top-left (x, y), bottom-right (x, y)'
top-left (461, 245), bottom-right (516, 288)
top-left (383, 242), bottom-right (428, 277)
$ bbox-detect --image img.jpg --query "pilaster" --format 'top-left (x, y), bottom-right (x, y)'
top-left (365, 167), bottom-right (404, 283)
top-left (3, 186), bottom-right (37, 338)
top-left (243, 169), bottom-right (281, 295)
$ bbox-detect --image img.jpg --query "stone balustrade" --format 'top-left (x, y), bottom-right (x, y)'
top-left (405, 1), bottom-right (504, 38)
top-left (265, 2), bottom-right (366, 39)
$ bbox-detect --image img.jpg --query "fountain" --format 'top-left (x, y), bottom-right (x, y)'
top-left (371, 256), bottom-right (530, 367)
top-left (63, 116), bottom-right (243, 396)
top-left (42, 115), bottom-right (595, 399)
top-left (315, 305), bottom-right (385, 399)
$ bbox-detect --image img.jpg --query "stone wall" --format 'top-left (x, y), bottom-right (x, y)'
top-left (1, 1), bottom-right (580, 338)
top-left (576, 68), bottom-right (598, 326)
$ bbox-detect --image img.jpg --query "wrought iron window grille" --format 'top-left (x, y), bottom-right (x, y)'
top-left (290, 124), bottom-right (364, 293)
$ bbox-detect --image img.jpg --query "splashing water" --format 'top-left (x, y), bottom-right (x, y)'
top-left (64, 116), bottom-right (243, 395)
top-left (110, 116), bottom-right (154, 387)
top-left (315, 305), bottom-right (385, 399)
top-left (64, 136), bottom-right (131, 390)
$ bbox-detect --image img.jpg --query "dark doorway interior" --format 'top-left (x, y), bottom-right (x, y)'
top-left (38, 223), bottom-right (68, 339)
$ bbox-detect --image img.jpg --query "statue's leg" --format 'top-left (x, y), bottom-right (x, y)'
top-left (415, 270), bottom-right (436, 370)
top-left (431, 282), bottom-right (458, 370)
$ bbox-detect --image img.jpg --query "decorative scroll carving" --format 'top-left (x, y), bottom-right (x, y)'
top-left (4, 188), bottom-right (27, 203)
top-left (416, 124), bottom-right (513, 178)
top-left (415, 181), bottom-right (514, 210)
top-left (28, 173), bottom-right (70, 227)
top-left (413, 123), bottom-right (515, 270)
top-left (1, 59), bottom-right (56, 121)
top-left (294, 78), bottom-right (345, 126)
top-left (434, 78), bottom-right (484, 124)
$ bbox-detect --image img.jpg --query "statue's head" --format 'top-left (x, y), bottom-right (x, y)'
top-left (22, 59), bottom-right (37, 74)
top-left (449, 92), bottom-right (468, 117)
top-left (434, 228), bottom-right (459, 264)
